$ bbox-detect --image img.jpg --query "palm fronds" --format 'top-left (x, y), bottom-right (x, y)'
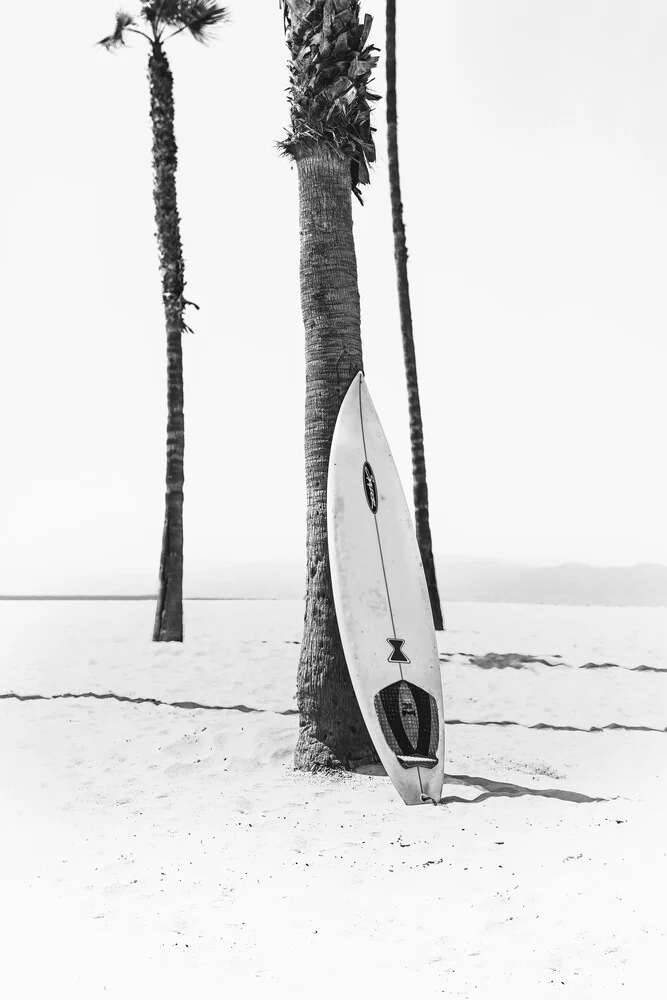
top-left (145, 0), bottom-right (230, 43)
top-left (178, 1), bottom-right (230, 43)
top-left (100, 2), bottom-right (229, 48)
top-left (98, 10), bottom-right (136, 49)
top-left (141, 1), bottom-right (181, 27)
top-left (279, 1), bottom-right (380, 202)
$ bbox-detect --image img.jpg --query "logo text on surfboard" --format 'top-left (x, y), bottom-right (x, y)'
top-left (387, 638), bottom-right (410, 663)
top-left (362, 462), bottom-right (378, 513)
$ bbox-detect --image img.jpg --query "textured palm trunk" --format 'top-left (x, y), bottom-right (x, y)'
top-left (386, 0), bottom-right (444, 631)
top-left (294, 150), bottom-right (377, 770)
top-left (149, 42), bottom-right (185, 642)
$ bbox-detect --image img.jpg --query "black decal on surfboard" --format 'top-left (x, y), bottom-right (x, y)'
top-left (387, 638), bottom-right (410, 664)
top-left (374, 680), bottom-right (439, 770)
top-left (362, 462), bottom-right (378, 513)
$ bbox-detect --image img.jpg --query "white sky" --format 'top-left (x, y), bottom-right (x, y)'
top-left (1, 0), bottom-right (666, 594)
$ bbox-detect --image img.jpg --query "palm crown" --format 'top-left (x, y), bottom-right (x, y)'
top-left (99, 1), bottom-right (229, 50)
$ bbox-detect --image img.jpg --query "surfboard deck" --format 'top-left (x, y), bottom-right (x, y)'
top-left (327, 372), bottom-right (445, 806)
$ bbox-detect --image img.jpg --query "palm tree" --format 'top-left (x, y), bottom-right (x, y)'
top-left (385, 0), bottom-right (444, 631)
top-left (280, 0), bottom-right (380, 770)
top-left (99, 1), bottom-right (229, 642)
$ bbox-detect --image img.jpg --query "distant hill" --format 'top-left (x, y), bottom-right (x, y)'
top-left (435, 558), bottom-right (667, 607)
top-left (3, 558), bottom-right (666, 606)
top-left (223, 556), bottom-right (667, 606)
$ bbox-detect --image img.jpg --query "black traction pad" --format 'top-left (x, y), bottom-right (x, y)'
top-left (374, 679), bottom-right (439, 769)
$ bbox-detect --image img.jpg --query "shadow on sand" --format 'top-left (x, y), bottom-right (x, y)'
top-left (354, 764), bottom-right (611, 804)
top-left (438, 773), bottom-right (611, 805)
top-left (0, 690), bottom-right (299, 716)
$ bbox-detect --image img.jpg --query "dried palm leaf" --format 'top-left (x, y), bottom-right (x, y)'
top-left (280, 0), bottom-right (379, 202)
top-left (98, 10), bottom-right (135, 49)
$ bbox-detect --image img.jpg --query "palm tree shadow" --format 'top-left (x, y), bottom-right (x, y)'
top-left (439, 773), bottom-right (611, 805)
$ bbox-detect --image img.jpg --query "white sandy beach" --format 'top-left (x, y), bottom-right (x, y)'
top-left (1, 600), bottom-right (665, 998)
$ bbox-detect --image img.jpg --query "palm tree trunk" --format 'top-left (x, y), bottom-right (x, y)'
top-left (294, 149), bottom-right (377, 770)
top-left (386, 0), bottom-right (444, 631)
top-left (149, 42), bottom-right (186, 642)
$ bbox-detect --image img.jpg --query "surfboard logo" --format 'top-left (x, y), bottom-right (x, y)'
top-left (362, 462), bottom-right (378, 513)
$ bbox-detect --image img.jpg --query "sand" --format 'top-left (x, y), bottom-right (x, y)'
top-left (1, 600), bottom-right (665, 998)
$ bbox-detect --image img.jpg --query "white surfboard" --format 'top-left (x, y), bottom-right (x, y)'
top-left (327, 372), bottom-right (445, 806)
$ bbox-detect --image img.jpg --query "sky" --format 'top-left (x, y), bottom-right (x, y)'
top-left (1, 0), bottom-right (666, 594)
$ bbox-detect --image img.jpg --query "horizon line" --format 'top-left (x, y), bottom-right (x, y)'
top-left (0, 595), bottom-right (277, 602)
top-left (1, 594), bottom-right (665, 609)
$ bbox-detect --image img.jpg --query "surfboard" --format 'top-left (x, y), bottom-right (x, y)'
top-left (327, 372), bottom-right (445, 806)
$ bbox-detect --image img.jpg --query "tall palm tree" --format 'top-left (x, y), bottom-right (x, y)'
top-left (280, 0), bottom-right (380, 770)
top-left (99, 1), bottom-right (229, 642)
top-left (385, 0), bottom-right (444, 630)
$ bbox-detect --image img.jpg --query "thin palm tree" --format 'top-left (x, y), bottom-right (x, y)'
top-left (99, 1), bottom-right (229, 642)
top-left (385, 0), bottom-right (444, 630)
top-left (280, 0), bottom-right (380, 770)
